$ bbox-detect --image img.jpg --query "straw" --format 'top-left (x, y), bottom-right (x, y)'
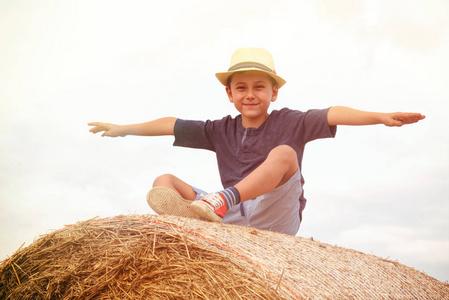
top-left (1, 214), bottom-right (448, 299)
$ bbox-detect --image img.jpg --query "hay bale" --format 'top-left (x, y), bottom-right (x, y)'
top-left (1, 215), bottom-right (448, 299)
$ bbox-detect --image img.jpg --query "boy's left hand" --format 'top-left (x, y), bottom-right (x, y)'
top-left (382, 112), bottom-right (426, 127)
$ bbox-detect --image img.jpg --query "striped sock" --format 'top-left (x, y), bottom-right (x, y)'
top-left (219, 186), bottom-right (241, 209)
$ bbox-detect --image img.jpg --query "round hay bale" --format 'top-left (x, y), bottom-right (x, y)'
top-left (1, 214), bottom-right (448, 299)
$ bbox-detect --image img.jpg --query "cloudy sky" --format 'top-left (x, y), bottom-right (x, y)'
top-left (1, 0), bottom-right (448, 282)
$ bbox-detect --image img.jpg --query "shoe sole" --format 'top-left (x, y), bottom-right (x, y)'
top-left (146, 187), bottom-right (199, 219)
top-left (190, 201), bottom-right (223, 223)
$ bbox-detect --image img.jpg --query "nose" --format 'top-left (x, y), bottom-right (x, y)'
top-left (246, 89), bottom-right (255, 100)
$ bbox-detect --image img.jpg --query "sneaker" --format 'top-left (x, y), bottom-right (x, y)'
top-left (190, 193), bottom-right (228, 222)
top-left (146, 187), bottom-right (199, 219)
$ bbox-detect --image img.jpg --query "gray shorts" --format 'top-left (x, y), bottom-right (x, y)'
top-left (193, 169), bottom-right (302, 235)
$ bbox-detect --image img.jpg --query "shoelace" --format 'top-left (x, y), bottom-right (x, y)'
top-left (202, 193), bottom-right (225, 209)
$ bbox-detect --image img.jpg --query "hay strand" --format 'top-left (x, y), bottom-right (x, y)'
top-left (11, 264), bottom-right (20, 286)
top-left (276, 268), bottom-right (285, 293)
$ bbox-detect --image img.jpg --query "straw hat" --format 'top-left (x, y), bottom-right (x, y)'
top-left (216, 47), bottom-right (287, 88)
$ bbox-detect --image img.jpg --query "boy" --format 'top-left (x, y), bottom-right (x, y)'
top-left (88, 47), bottom-right (425, 235)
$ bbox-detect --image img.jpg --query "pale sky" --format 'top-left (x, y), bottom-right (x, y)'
top-left (1, 0), bottom-right (448, 282)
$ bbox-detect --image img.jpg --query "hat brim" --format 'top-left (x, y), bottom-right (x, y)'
top-left (215, 68), bottom-right (286, 88)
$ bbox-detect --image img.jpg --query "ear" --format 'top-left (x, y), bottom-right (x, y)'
top-left (226, 86), bottom-right (234, 103)
top-left (271, 86), bottom-right (279, 102)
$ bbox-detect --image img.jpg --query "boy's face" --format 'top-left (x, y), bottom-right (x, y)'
top-left (226, 71), bottom-right (278, 128)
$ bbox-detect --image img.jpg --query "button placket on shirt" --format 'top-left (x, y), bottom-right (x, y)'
top-left (242, 128), bottom-right (255, 159)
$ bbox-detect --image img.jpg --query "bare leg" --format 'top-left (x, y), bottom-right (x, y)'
top-left (235, 145), bottom-right (298, 202)
top-left (153, 174), bottom-right (197, 201)
top-left (190, 145), bottom-right (299, 222)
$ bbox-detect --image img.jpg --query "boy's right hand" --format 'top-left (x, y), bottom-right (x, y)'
top-left (88, 122), bottom-right (127, 137)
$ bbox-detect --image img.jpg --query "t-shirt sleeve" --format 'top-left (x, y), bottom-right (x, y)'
top-left (296, 108), bottom-right (337, 144)
top-left (173, 118), bottom-right (215, 151)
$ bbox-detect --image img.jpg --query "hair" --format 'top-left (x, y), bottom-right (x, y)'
top-left (226, 71), bottom-right (278, 89)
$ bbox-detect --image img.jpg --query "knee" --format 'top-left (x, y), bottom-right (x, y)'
top-left (152, 174), bottom-right (175, 187)
top-left (268, 145), bottom-right (298, 165)
top-left (269, 145), bottom-right (297, 158)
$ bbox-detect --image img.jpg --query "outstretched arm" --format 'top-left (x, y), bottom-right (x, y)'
top-left (88, 117), bottom-right (177, 137)
top-left (327, 106), bottom-right (425, 127)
